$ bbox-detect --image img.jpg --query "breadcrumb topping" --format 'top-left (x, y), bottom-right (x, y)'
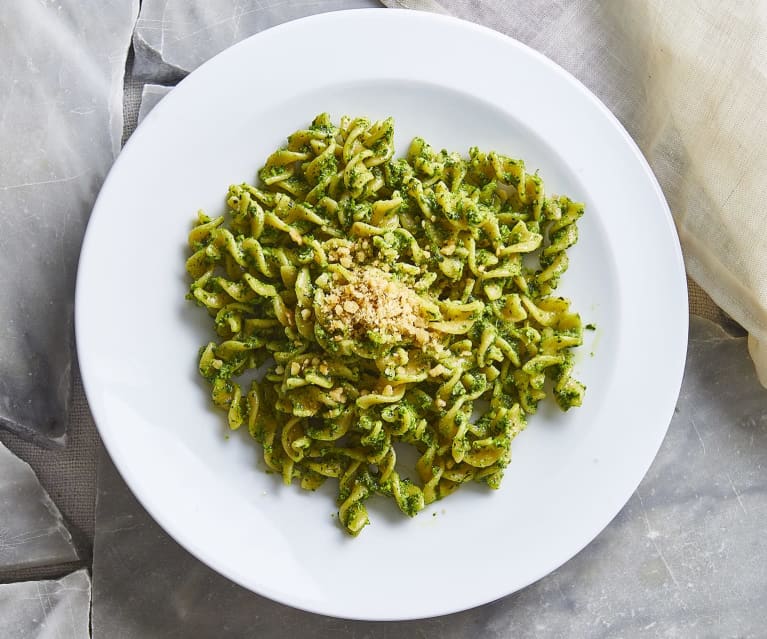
top-left (318, 267), bottom-right (435, 347)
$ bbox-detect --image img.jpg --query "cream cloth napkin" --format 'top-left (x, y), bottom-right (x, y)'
top-left (385, 0), bottom-right (767, 386)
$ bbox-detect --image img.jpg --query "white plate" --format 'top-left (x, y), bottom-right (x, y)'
top-left (76, 9), bottom-right (687, 621)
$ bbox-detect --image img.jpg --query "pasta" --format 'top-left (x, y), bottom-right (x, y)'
top-left (185, 113), bottom-right (586, 535)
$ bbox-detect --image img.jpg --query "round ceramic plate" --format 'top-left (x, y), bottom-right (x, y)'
top-left (76, 9), bottom-right (687, 621)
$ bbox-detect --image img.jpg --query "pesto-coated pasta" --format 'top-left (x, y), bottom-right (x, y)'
top-left (185, 113), bottom-right (586, 535)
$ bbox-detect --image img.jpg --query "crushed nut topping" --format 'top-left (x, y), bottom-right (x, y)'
top-left (317, 267), bottom-right (436, 348)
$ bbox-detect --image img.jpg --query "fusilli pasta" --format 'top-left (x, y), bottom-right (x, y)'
top-left (185, 113), bottom-right (586, 535)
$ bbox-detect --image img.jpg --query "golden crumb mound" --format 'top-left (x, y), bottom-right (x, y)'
top-left (317, 267), bottom-right (435, 348)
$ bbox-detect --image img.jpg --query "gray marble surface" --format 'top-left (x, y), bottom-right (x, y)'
top-left (133, 0), bottom-right (381, 82)
top-left (0, 0), bottom-right (138, 446)
top-left (0, 569), bottom-right (91, 639)
top-left (90, 316), bottom-right (767, 637)
top-left (0, 442), bottom-right (78, 576)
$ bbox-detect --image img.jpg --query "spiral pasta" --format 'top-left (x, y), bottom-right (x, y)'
top-left (185, 113), bottom-right (586, 535)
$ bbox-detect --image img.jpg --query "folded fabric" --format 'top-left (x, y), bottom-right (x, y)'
top-left (385, 0), bottom-right (767, 387)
